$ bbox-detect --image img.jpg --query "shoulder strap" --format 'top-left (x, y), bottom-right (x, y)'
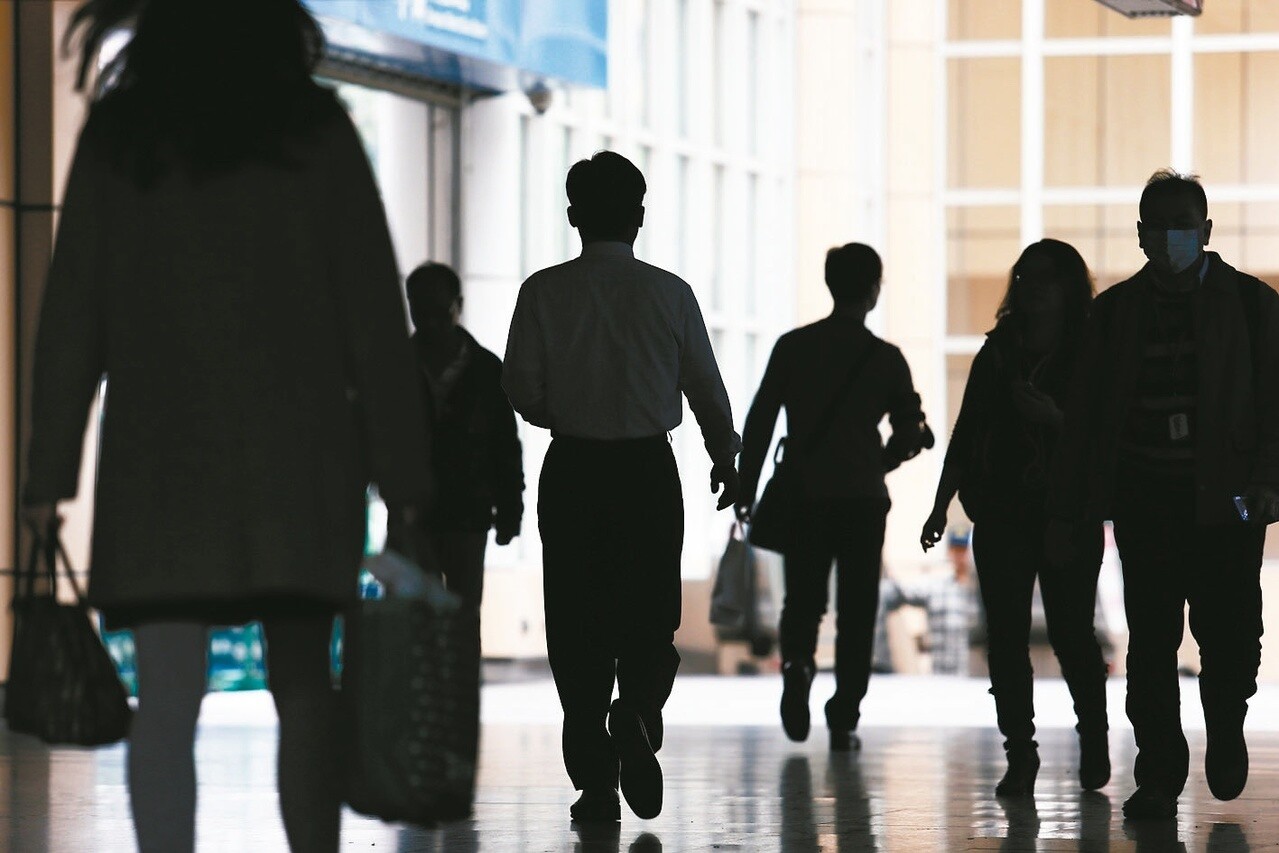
top-left (799, 337), bottom-right (878, 454)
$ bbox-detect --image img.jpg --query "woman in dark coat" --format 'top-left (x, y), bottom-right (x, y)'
top-left (21, 2), bottom-right (428, 850)
top-left (920, 239), bottom-right (1108, 797)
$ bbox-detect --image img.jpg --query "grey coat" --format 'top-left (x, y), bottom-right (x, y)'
top-left (24, 95), bottom-right (430, 614)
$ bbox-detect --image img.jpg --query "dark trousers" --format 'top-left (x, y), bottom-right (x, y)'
top-left (427, 530), bottom-right (488, 611)
top-left (970, 514), bottom-right (1109, 748)
top-left (780, 498), bottom-right (888, 730)
top-left (539, 435), bottom-right (683, 791)
top-left (1112, 471), bottom-right (1265, 795)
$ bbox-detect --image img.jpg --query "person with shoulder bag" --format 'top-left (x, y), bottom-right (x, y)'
top-left (736, 243), bottom-right (932, 752)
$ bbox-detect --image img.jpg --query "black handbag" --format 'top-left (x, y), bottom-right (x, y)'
top-left (341, 554), bottom-right (480, 825)
top-left (748, 339), bottom-right (878, 553)
top-left (4, 519), bottom-right (132, 746)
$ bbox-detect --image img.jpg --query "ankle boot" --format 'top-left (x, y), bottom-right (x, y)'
top-left (780, 662), bottom-right (814, 742)
top-left (1077, 728), bottom-right (1110, 791)
top-left (995, 742), bottom-right (1040, 797)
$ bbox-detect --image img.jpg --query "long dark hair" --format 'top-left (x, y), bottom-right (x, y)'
top-left (995, 238), bottom-right (1095, 384)
top-left (67, 0), bottom-right (334, 184)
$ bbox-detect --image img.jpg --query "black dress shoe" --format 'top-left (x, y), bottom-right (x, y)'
top-left (1122, 786), bottom-right (1177, 820)
top-left (570, 788), bottom-right (621, 823)
top-left (608, 699), bottom-right (663, 819)
top-left (780, 662), bottom-right (814, 742)
top-left (1078, 729), bottom-right (1111, 791)
top-left (1206, 720), bottom-right (1249, 801)
top-left (995, 742), bottom-right (1040, 797)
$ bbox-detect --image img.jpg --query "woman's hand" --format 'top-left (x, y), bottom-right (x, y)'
top-left (1010, 381), bottom-right (1062, 427)
top-left (920, 508), bottom-right (947, 552)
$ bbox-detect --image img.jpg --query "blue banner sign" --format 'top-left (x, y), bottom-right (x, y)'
top-left (309, 0), bottom-right (607, 92)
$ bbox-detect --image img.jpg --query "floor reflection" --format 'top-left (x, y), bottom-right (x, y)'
top-left (2, 678), bottom-right (1279, 851)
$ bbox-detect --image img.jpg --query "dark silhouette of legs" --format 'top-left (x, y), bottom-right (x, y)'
top-left (827, 502), bottom-right (888, 733)
top-left (970, 519), bottom-right (1037, 749)
top-left (129, 621), bottom-right (209, 853)
top-left (263, 613), bottom-right (341, 853)
top-left (540, 436), bottom-right (682, 810)
top-left (1039, 521), bottom-right (1110, 788)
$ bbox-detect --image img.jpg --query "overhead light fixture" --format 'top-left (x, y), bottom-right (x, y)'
top-left (1093, 0), bottom-right (1203, 17)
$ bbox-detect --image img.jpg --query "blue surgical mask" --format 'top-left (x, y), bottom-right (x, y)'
top-left (1165, 228), bottom-right (1203, 273)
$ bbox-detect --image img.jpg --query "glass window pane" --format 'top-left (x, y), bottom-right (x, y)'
top-left (1191, 0), bottom-right (1279, 35)
top-left (1043, 204), bottom-right (1150, 291)
top-left (948, 58), bottom-right (1020, 189)
top-left (948, 0), bottom-right (1020, 41)
top-left (947, 206), bottom-right (1019, 336)
top-left (1195, 53), bottom-right (1243, 185)
top-left (1045, 0), bottom-right (1172, 37)
top-left (1207, 202), bottom-right (1245, 270)
top-left (1242, 202), bottom-right (1279, 284)
top-left (1045, 56), bottom-right (1101, 186)
top-left (1244, 54), bottom-right (1279, 184)
top-left (1101, 55), bottom-right (1170, 186)
top-left (1046, 54), bottom-right (1174, 188)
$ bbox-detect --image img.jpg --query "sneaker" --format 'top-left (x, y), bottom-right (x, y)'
top-left (995, 742), bottom-right (1040, 797)
top-left (1122, 786), bottom-right (1177, 820)
top-left (1078, 729), bottom-right (1110, 791)
top-left (780, 662), bottom-right (814, 742)
top-left (1205, 719), bottom-right (1249, 801)
top-left (608, 699), bottom-right (663, 819)
top-left (570, 788), bottom-right (620, 823)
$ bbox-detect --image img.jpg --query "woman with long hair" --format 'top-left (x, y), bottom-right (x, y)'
top-left (21, 2), bottom-right (429, 850)
top-left (920, 239), bottom-right (1109, 797)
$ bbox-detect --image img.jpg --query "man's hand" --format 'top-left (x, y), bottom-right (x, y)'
top-left (21, 503), bottom-right (57, 536)
top-left (495, 521), bottom-right (519, 546)
top-left (710, 462), bottom-right (740, 512)
top-left (920, 508), bottom-right (947, 552)
top-left (1243, 485), bottom-right (1279, 525)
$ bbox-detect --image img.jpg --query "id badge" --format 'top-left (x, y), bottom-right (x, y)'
top-left (1168, 413), bottom-right (1190, 441)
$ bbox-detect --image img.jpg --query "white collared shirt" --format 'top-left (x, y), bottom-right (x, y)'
top-left (503, 241), bottom-right (742, 464)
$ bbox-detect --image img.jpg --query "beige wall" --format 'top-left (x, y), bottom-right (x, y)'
top-left (882, 0), bottom-right (945, 578)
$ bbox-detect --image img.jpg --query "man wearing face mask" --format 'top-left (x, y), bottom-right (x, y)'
top-left (1049, 171), bottom-right (1279, 820)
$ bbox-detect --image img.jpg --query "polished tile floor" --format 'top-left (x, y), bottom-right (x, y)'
top-left (3, 674), bottom-right (1279, 852)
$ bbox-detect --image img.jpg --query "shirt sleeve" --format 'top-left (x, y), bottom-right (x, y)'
top-left (738, 337), bottom-right (787, 503)
top-left (502, 280), bottom-right (551, 429)
top-left (678, 284), bottom-right (742, 465)
top-left (882, 347), bottom-right (929, 470)
top-left (24, 117), bottom-right (107, 504)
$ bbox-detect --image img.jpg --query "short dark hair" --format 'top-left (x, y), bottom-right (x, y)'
top-left (406, 262), bottom-right (461, 303)
top-left (566, 151), bottom-right (646, 235)
top-left (824, 243), bottom-right (882, 304)
top-left (1140, 169), bottom-right (1208, 221)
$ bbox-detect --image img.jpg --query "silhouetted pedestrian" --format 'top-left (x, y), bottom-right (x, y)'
top-left (1050, 171), bottom-right (1279, 820)
top-left (736, 243), bottom-right (932, 752)
top-left (21, 2), bottom-right (429, 850)
top-left (921, 239), bottom-right (1109, 796)
top-left (406, 262), bottom-right (523, 613)
top-left (503, 151), bottom-right (741, 823)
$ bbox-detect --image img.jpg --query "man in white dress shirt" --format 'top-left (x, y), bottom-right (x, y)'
top-left (504, 151), bottom-right (741, 823)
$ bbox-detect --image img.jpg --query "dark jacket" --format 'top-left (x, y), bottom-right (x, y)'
top-left (24, 94), bottom-right (430, 613)
top-left (415, 329), bottom-right (524, 534)
top-left (1051, 253), bottom-right (1279, 525)
top-left (947, 325), bottom-right (1069, 522)
top-left (739, 316), bottom-right (928, 505)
